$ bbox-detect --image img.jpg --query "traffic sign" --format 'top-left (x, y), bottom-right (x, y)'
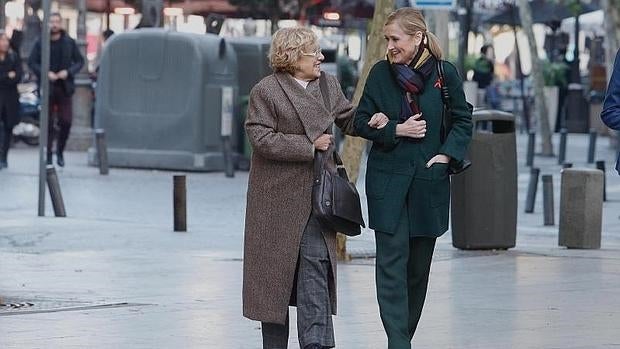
top-left (410, 0), bottom-right (456, 9)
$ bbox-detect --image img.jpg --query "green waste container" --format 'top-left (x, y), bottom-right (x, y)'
top-left (450, 110), bottom-right (518, 250)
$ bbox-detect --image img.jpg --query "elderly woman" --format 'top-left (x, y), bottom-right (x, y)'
top-left (242, 27), bottom-right (360, 349)
top-left (354, 8), bottom-right (472, 349)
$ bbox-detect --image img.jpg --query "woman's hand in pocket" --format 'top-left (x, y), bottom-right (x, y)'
top-left (426, 154), bottom-right (450, 168)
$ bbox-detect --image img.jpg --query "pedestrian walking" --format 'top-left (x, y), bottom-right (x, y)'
top-left (28, 12), bottom-right (84, 167)
top-left (354, 8), bottom-right (472, 349)
top-left (473, 44), bottom-right (500, 109)
top-left (242, 27), bottom-right (362, 349)
top-left (602, 48), bottom-right (620, 175)
top-left (0, 32), bottom-right (22, 169)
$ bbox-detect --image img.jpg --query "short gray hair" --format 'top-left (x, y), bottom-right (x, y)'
top-left (269, 27), bottom-right (318, 75)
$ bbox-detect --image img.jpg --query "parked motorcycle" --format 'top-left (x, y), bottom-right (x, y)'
top-left (12, 83), bottom-right (40, 146)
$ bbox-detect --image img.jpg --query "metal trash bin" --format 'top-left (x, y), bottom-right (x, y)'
top-left (451, 110), bottom-right (518, 250)
top-left (89, 29), bottom-right (239, 171)
top-left (228, 37), bottom-right (271, 162)
top-left (563, 83), bottom-right (589, 133)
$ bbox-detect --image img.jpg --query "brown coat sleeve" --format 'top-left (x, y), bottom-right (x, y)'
top-left (328, 74), bottom-right (357, 136)
top-left (245, 82), bottom-right (315, 162)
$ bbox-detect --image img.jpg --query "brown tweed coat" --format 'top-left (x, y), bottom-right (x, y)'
top-left (243, 71), bottom-right (356, 324)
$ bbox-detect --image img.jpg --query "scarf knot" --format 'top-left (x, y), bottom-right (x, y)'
top-left (389, 47), bottom-right (436, 122)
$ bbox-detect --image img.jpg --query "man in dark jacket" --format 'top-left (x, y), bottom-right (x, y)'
top-left (472, 44), bottom-right (500, 109)
top-left (601, 49), bottom-right (620, 175)
top-left (28, 12), bottom-right (84, 167)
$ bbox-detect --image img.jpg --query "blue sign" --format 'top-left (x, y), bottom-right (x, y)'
top-left (410, 0), bottom-right (456, 9)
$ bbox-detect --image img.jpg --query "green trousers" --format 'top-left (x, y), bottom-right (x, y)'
top-left (375, 207), bottom-right (437, 349)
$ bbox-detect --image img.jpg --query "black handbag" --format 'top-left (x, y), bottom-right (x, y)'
top-left (311, 72), bottom-right (365, 237)
top-left (437, 60), bottom-right (473, 175)
top-left (312, 148), bottom-right (365, 236)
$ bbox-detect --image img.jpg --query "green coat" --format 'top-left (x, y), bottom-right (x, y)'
top-left (354, 60), bottom-right (472, 237)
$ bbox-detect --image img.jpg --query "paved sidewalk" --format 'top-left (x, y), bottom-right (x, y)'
top-left (1, 132), bottom-right (619, 348)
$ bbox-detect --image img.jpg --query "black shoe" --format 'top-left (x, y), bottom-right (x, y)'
top-left (57, 153), bottom-right (65, 167)
top-left (0, 160), bottom-right (7, 169)
top-left (47, 154), bottom-right (53, 165)
top-left (304, 345), bottom-right (322, 349)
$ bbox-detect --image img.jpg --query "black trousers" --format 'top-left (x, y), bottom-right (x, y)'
top-left (375, 207), bottom-right (437, 349)
top-left (261, 215), bottom-right (334, 349)
top-left (0, 120), bottom-right (11, 160)
top-left (47, 88), bottom-right (73, 156)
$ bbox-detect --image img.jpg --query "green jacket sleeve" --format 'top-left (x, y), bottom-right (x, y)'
top-left (353, 63), bottom-right (400, 150)
top-left (439, 62), bottom-right (473, 162)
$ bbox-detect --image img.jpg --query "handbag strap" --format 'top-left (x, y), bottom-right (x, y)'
top-left (318, 71), bottom-right (332, 111)
top-left (437, 60), bottom-right (452, 144)
top-left (312, 73), bottom-right (351, 182)
top-left (313, 146), bottom-right (350, 181)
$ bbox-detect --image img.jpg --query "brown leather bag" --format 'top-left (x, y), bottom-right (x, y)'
top-left (312, 73), bottom-right (365, 236)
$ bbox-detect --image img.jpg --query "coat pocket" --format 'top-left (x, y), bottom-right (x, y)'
top-left (430, 175), bottom-right (450, 208)
top-left (365, 167), bottom-right (390, 199)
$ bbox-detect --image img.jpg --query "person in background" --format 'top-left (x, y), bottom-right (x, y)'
top-left (0, 32), bottom-right (23, 169)
top-left (473, 44), bottom-right (500, 109)
top-left (28, 12), bottom-right (84, 167)
top-left (601, 48), bottom-right (620, 176)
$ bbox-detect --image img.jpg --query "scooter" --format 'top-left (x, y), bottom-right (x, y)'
top-left (12, 84), bottom-right (40, 146)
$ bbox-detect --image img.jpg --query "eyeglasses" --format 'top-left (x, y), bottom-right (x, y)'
top-left (301, 48), bottom-right (322, 58)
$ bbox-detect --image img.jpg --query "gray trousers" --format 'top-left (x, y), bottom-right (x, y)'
top-left (262, 215), bottom-right (335, 349)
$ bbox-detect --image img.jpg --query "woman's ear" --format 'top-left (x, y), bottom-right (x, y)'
top-left (413, 31), bottom-right (424, 46)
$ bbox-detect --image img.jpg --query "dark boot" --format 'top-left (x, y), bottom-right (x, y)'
top-left (46, 153), bottom-right (53, 165)
top-left (0, 123), bottom-right (6, 169)
top-left (56, 152), bottom-right (65, 167)
top-left (0, 154), bottom-right (7, 169)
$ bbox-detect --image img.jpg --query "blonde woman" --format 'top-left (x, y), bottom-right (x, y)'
top-left (354, 8), bottom-right (472, 349)
top-left (242, 27), bottom-right (359, 349)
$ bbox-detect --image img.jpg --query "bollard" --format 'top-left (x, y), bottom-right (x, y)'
top-left (526, 131), bottom-right (536, 167)
top-left (587, 129), bottom-right (597, 164)
top-left (562, 162), bottom-right (573, 169)
top-left (525, 167), bottom-right (540, 213)
top-left (173, 175), bottom-right (187, 232)
top-left (559, 169), bottom-right (603, 249)
top-left (596, 161), bottom-right (607, 202)
top-left (222, 136), bottom-right (235, 178)
top-left (95, 129), bottom-right (109, 175)
top-left (542, 175), bottom-right (554, 226)
top-left (46, 165), bottom-right (66, 217)
top-left (558, 128), bottom-right (567, 165)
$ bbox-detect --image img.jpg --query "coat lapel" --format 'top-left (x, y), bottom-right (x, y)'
top-left (274, 72), bottom-right (333, 142)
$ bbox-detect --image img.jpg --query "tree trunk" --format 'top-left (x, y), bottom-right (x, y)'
top-left (457, 0), bottom-right (473, 77)
top-left (337, 0), bottom-right (395, 260)
top-left (517, 0), bottom-right (553, 156)
top-left (603, 0), bottom-right (620, 80)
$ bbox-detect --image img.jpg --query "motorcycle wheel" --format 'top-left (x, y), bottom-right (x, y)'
top-left (19, 136), bottom-right (40, 146)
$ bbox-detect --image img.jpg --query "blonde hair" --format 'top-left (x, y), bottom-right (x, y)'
top-left (385, 7), bottom-right (443, 60)
top-left (269, 27), bottom-right (318, 75)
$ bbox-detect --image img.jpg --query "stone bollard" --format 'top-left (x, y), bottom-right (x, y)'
top-left (559, 168), bottom-right (603, 249)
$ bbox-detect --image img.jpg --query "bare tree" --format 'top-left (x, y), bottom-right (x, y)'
top-left (337, 0), bottom-right (395, 259)
top-left (603, 0), bottom-right (620, 79)
top-left (517, 0), bottom-right (553, 155)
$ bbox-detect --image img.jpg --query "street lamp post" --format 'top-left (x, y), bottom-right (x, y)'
top-left (37, 0), bottom-right (51, 216)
